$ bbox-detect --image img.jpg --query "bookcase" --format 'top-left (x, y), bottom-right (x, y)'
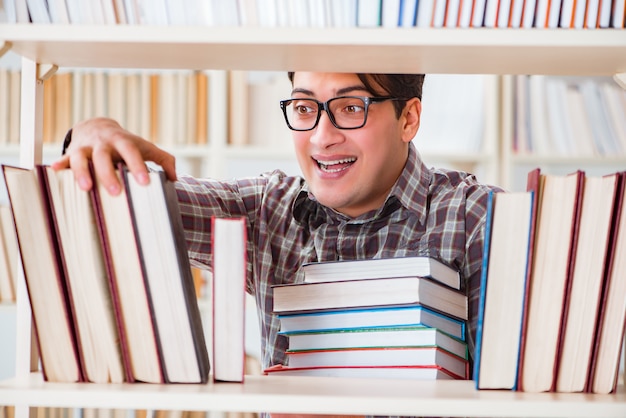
top-left (0, 24), bottom-right (625, 417)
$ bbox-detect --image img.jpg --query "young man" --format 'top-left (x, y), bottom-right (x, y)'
top-left (53, 71), bottom-right (501, 372)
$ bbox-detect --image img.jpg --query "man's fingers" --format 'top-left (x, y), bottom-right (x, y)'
top-left (67, 147), bottom-right (95, 191)
top-left (92, 146), bottom-right (123, 195)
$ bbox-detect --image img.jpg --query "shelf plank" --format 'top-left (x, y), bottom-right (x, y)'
top-left (0, 374), bottom-right (624, 417)
top-left (1, 25), bottom-right (625, 75)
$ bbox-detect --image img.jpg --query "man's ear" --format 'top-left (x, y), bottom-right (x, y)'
top-left (401, 97), bottom-right (421, 143)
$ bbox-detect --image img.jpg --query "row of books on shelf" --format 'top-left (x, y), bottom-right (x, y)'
top-left (265, 256), bottom-right (471, 380)
top-left (513, 75), bottom-right (626, 157)
top-left (0, 407), bottom-right (220, 418)
top-left (0, 67), bottom-right (294, 149)
top-left (3, 0), bottom-right (625, 29)
top-left (1, 163), bottom-right (222, 384)
top-left (474, 168), bottom-right (626, 394)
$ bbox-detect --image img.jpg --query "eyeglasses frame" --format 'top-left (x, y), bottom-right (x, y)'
top-left (279, 95), bottom-right (410, 131)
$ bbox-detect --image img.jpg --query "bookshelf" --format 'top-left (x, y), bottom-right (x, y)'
top-left (0, 23), bottom-right (626, 417)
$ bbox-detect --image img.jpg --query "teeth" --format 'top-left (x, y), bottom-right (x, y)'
top-left (315, 157), bottom-right (356, 173)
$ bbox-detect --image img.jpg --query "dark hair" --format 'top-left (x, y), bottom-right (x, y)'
top-left (287, 72), bottom-right (425, 118)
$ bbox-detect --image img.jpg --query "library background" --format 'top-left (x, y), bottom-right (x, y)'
top-left (1, 0), bottom-right (626, 417)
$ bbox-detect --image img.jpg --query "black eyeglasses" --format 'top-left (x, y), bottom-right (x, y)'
top-left (279, 96), bottom-right (409, 131)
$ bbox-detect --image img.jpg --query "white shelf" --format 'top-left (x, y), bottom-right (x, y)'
top-left (0, 373), bottom-right (624, 417)
top-left (1, 25), bottom-right (625, 75)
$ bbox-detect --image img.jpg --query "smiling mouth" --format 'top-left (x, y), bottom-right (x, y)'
top-left (314, 157), bottom-right (357, 173)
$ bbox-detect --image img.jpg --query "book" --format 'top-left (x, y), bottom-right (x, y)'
top-left (302, 256), bottom-right (460, 290)
top-left (589, 172), bottom-right (626, 394)
top-left (122, 167), bottom-right (210, 383)
top-left (284, 326), bottom-right (467, 359)
top-left (556, 173), bottom-right (619, 393)
top-left (211, 217), bottom-right (247, 383)
top-left (2, 165), bottom-right (83, 383)
top-left (90, 164), bottom-right (163, 383)
top-left (264, 364), bottom-right (463, 380)
top-left (286, 346), bottom-right (469, 378)
top-left (519, 170), bottom-right (584, 393)
top-left (474, 190), bottom-right (534, 390)
top-left (0, 206), bottom-right (17, 302)
top-left (39, 166), bottom-right (125, 384)
top-left (277, 305), bottom-right (466, 340)
top-left (272, 276), bottom-right (468, 320)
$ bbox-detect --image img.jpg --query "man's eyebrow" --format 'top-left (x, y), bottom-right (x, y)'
top-left (290, 85), bottom-right (369, 97)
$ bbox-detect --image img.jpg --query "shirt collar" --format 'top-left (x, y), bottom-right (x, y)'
top-left (292, 142), bottom-right (430, 225)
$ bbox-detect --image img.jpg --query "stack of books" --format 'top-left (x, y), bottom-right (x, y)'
top-left (266, 256), bottom-right (469, 380)
top-left (474, 169), bottom-right (626, 394)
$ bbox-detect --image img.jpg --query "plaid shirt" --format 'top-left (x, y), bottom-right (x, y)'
top-left (175, 142), bottom-right (502, 370)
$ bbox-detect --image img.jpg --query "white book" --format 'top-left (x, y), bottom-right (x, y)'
top-left (585, 0), bottom-right (600, 28)
top-left (458, 0), bottom-right (474, 27)
top-left (544, 77), bottom-right (572, 156)
top-left (597, 0), bottom-right (612, 27)
top-left (509, 0), bottom-right (525, 27)
top-left (547, 0), bottom-right (562, 28)
top-left (599, 81), bottom-right (626, 152)
top-left (400, 0), bottom-right (418, 26)
top-left (357, 0), bottom-right (381, 27)
top-left (445, 0), bottom-right (460, 27)
top-left (482, 0), bottom-right (499, 27)
top-left (2, 0), bottom-right (17, 22)
top-left (534, 0), bottom-right (549, 27)
top-left (559, 0), bottom-right (575, 27)
top-left (496, 0), bottom-right (512, 27)
top-left (521, 0), bottom-right (537, 28)
top-left (572, 0), bottom-right (587, 28)
top-left (431, 0), bottom-right (446, 27)
top-left (382, 0), bottom-right (400, 27)
top-left (47, 0), bottom-right (70, 23)
top-left (25, 0), bottom-right (51, 23)
top-left (471, 0), bottom-right (487, 27)
top-left (416, 0), bottom-right (435, 27)
top-left (613, 0), bottom-right (626, 28)
top-left (166, 0), bottom-right (187, 25)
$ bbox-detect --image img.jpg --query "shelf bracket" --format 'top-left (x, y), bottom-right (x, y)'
top-left (0, 41), bottom-right (11, 60)
top-left (38, 63), bottom-right (58, 81)
top-left (614, 73), bottom-right (626, 90)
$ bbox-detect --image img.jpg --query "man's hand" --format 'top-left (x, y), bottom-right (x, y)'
top-left (51, 117), bottom-right (177, 195)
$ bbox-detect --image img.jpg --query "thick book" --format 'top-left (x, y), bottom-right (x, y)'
top-left (264, 364), bottom-right (463, 380)
top-left (284, 325), bottom-right (467, 360)
top-left (519, 170), bottom-right (584, 393)
top-left (2, 165), bottom-right (83, 383)
top-left (272, 276), bottom-right (467, 320)
top-left (39, 166), bottom-right (125, 384)
top-left (211, 216), bottom-right (247, 383)
top-left (286, 346), bottom-right (469, 379)
top-left (302, 256), bottom-right (461, 290)
top-left (122, 167), bottom-right (210, 383)
top-left (278, 305), bottom-right (466, 340)
top-left (474, 191), bottom-right (534, 390)
top-left (90, 163), bottom-right (163, 383)
top-left (556, 173), bottom-right (619, 392)
top-left (589, 172), bottom-right (626, 394)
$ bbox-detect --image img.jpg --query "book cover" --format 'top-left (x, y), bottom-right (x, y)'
top-left (89, 163), bottom-right (163, 383)
top-left (474, 190), bottom-right (534, 390)
top-left (123, 167), bottom-right (210, 383)
top-left (272, 276), bottom-right (467, 320)
top-left (519, 170), bottom-right (584, 393)
top-left (556, 173), bottom-right (619, 392)
top-left (278, 305), bottom-right (466, 340)
top-left (588, 172), bottom-right (626, 394)
top-left (211, 216), bottom-right (247, 383)
top-left (286, 346), bottom-right (469, 378)
top-left (302, 256), bottom-right (460, 290)
top-left (284, 325), bottom-right (467, 359)
top-left (264, 364), bottom-right (464, 380)
top-left (39, 166), bottom-right (125, 384)
top-left (2, 165), bottom-right (83, 383)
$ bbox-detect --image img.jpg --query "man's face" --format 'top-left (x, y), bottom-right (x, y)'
top-left (290, 72), bottom-right (420, 218)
